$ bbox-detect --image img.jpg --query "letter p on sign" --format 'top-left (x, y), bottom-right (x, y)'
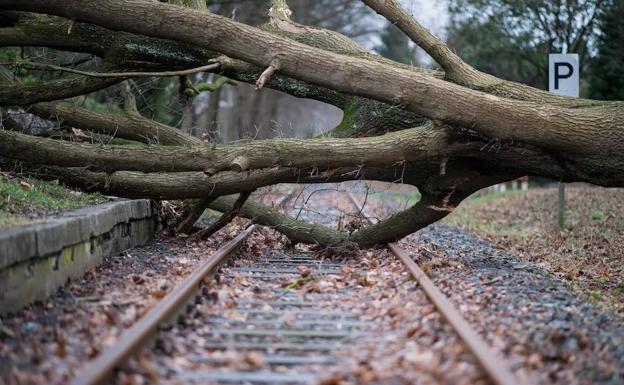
top-left (549, 53), bottom-right (579, 97)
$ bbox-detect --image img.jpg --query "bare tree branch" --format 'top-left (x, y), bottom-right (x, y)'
top-left (0, 126), bottom-right (460, 174)
top-left (5, 60), bottom-right (221, 78)
top-left (192, 191), bottom-right (252, 240)
top-left (30, 102), bottom-right (203, 145)
top-left (361, 0), bottom-right (472, 80)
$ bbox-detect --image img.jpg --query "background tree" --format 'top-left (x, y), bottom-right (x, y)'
top-left (447, 0), bottom-right (602, 91)
top-left (375, 22), bottom-right (416, 65)
top-left (589, 0), bottom-right (624, 101)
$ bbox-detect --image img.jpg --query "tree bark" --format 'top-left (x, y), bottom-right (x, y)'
top-left (0, 126), bottom-right (459, 174)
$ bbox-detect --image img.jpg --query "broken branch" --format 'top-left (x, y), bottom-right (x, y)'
top-left (255, 59), bottom-right (281, 90)
top-left (5, 60), bottom-right (221, 78)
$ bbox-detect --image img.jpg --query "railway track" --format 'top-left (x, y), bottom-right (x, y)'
top-left (346, 190), bottom-right (521, 385)
top-left (68, 188), bottom-right (522, 385)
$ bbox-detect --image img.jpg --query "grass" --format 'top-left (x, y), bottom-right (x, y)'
top-left (0, 173), bottom-right (105, 229)
top-left (442, 184), bottom-right (624, 316)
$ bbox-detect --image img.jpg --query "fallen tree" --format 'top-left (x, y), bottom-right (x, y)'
top-left (0, 0), bottom-right (622, 247)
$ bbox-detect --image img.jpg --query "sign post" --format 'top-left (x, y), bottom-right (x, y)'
top-left (549, 54), bottom-right (579, 97)
top-left (549, 54), bottom-right (579, 229)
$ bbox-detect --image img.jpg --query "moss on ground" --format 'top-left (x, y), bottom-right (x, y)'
top-left (0, 173), bottom-right (105, 229)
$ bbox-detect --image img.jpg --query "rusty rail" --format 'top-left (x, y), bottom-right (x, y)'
top-left (70, 224), bottom-right (256, 385)
top-left (347, 190), bottom-right (522, 385)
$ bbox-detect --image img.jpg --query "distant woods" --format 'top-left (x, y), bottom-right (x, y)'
top-left (447, 0), bottom-right (623, 99)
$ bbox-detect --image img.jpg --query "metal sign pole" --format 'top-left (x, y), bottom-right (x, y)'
top-left (549, 53), bottom-right (579, 229)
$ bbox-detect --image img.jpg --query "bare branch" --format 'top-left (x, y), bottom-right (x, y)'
top-left (0, 73), bottom-right (122, 105)
top-left (192, 192), bottom-right (253, 240)
top-left (5, 60), bottom-right (221, 78)
top-left (30, 102), bottom-right (203, 145)
top-left (0, 126), bottom-right (457, 174)
top-left (361, 0), bottom-right (475, 82)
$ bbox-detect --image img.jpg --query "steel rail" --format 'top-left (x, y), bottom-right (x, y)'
top-left (347, 191), bottom-right (522, 385)
top-left (70, 224), bottom-right (256, 385)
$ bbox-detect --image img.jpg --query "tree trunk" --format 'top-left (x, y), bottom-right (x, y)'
top-left (0, 0), bottom-right (622, 248)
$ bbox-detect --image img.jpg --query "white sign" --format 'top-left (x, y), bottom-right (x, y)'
top-left (549, 53), bottom-right (579, 97)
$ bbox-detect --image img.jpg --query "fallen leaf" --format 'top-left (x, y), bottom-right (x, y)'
top-left (19, 181), bottom-right (33, 190)
top-left (130, 274), bottom-right (145, 284)
top-left (243, 352), bottom-right (266, 369)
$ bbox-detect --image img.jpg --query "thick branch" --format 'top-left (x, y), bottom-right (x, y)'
top-left (349, 193), bottom-right (463, 247)
top-left (30, 102), bottom-right (202, 145)
top-left (0, 130), bottom-right (209, 172)
top-left (209, 195), bottom-right (346, 245)
top-left (14, 163), bottom-right (396, 200)
top-left (0, 75), bottom-right (122, 105)
top-left (0, 126), bottom-right (456, 174)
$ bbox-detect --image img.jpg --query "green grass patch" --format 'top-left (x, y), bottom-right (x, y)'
top-left (0, 174), bottom-right (104, 229)
top-left (590, 210), bottom-right (604, 220)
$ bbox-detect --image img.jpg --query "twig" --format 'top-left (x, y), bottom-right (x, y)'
top-left (5, 60), bottom-right (221, 78)
top-left (255, 59), bottom-right (281, 90)
top-left (282, 276), bottom-right (313, 291)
